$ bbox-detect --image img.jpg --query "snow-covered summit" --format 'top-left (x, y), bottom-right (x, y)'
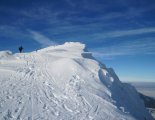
top-left (39, 42), bottom-right (86, 52)
top-left (0, 42), bottom-right (154, 120)
top-left (38, 42), bottom-right (92, 59)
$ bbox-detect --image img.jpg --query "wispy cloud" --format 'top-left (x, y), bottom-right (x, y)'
top-left (29, 30), bottom-right (57, 47)
top-left (120, 76), bottom-right (155, 82)
top-left (0, 25), bottom-right (57, 50)
top-left (91, 37), bottom-right (155, 59)
top-left (3, 1), bottom-right (154, 42)
top-left (91, 27), bottom-right (155, 40)
top-left (0, 25), bottom-right (30, 40)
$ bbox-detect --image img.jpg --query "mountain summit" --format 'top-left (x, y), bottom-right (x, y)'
top-left (0, 42), bottom-right (153, 120)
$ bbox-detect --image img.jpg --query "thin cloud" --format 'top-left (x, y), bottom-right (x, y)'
top-left (120, 76), bottom-right (155, 82)
top-left (91, 38), bottom-right (155, 59)
top-left (91, 27), bottom-right (155, 40)
top-left (0, 25), bottom-right (30, 40)
top-left (29, 30), bottom-right (57, 47)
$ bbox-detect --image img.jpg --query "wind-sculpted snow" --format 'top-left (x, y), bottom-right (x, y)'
top-left (0, 42), bottom-right (154, 120)
top-left (0, 51), bottom-right (13, 59)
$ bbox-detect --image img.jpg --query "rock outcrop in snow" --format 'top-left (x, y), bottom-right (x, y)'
top-left (0, 42), bottom-right (154, 120)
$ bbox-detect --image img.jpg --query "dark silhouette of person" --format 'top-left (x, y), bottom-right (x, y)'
top-left (19, 46), bottom-right (23, 53)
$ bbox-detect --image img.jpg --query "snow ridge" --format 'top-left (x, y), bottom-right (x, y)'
top-left (0, 42), bottom-right (154, 120)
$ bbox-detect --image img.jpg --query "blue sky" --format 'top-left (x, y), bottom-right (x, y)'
top-left (0, 0), bottom-right (155, 82)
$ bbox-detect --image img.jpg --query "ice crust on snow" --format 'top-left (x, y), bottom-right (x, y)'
top-left (0, 42), bottom-right (154, 120)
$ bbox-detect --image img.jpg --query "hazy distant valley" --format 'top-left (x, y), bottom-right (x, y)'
top-left (130, 82), bottom-right (155, 119)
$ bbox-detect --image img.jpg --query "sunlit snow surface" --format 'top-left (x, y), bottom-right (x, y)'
top-left (0, 42), bottom-right (153, 120)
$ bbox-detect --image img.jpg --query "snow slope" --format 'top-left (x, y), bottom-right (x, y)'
top-left (0, 42), bottom-right (153, 120)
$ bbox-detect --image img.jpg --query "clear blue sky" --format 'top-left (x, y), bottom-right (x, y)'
top-left (0, 0), bottom-right (155, 82)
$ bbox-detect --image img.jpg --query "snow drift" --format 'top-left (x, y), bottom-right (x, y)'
top-left (0, 42), bottom-right (154, 120)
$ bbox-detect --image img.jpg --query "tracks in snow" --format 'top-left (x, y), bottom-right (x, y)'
top-left (0, 52), bottom-right (101, 120)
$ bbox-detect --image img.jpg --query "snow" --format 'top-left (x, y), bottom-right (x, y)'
top-left (0, 42), bottom-right (154, 120)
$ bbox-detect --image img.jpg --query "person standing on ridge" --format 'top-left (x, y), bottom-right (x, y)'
top-left (19, 46), bottom-right (23, 53)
